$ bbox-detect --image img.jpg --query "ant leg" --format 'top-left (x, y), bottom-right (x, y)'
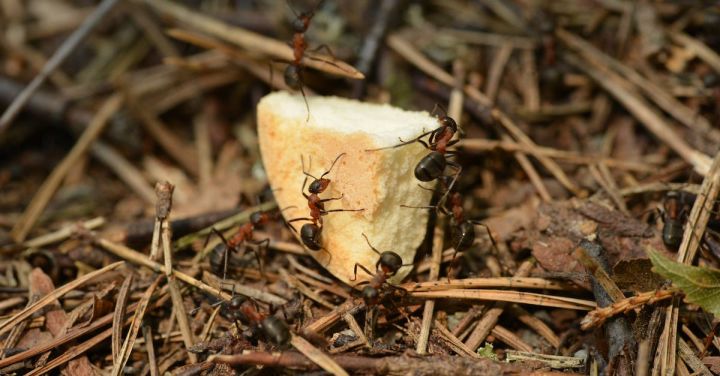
top-left (435, 165), bottom-right (462, 210)
top-left (361, 233), bottom-right (382, 256)
top-left (211, 228), bottom-right (235, 282)
top-left (320, 153), bottom-right (347, 179)
top-left (308, 44), bottom-right (337, 60)
top-left (322, 208), bottom-right (364, 214)
top-left (299, 82), bottom-right (311, 123)
top-left (249, 238), bottom-right (270, 276)
top-left (365, 129), bottom-right (435, 151)
top-left (352, 263), bottom-right (375, 282)
top-left (468, 222), bottom-right (499, 254)
top-left (301, 155), bottom-right (318, 181)
top-left (285, 0), bottom-right (300, 17)
top-left (319, 193), bottom-right (343, 203)
top-left (447, 139), bottom-right (460, 147)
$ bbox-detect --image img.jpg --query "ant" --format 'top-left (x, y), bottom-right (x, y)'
top-left (283, 0), bottom-right (345, 122)
top-left (287, 153), bottom-right (363, 253)
top-left (208, 207), bottom-right (293, 281)
top-left (350, 233), bottom-right (412, 306)
top-left (661, 191), bottom-right (686, 249)
top-left (220, 295), bottom-right (291, 347)
top-left (367, 104), bottom-right (462, 207)
top-left (404, 183), bottom-right (498, 278)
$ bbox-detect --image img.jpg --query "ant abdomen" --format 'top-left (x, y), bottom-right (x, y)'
top-left (300, 223), bottom-right (322, 250)
top-left (284, 65), bottom-right (303, 90)
top-left (452, 221), bottom-right (476, 252)
top-left (261, 316), bottom-right (291, 346)
top-left (414, 151), bottom-right (446, 182)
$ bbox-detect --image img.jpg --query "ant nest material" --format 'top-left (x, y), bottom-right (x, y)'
top-left (257, 92), bottom-right (436, 286)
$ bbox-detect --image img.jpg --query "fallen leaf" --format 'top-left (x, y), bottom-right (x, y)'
top-left (648, 248), bottom-right (720, 316)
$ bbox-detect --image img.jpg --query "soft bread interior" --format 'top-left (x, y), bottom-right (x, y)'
top-left (257, 92), bottom-right (435, 285)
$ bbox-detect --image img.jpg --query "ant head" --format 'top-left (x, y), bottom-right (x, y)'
top-left (308, 178), bottom-right (330, 194)
top-left (261, 316), bottom-right (291, 346)
top-left (439, 115), bottom-right (458, 132)
top-left (284, 65), bottom-right (302, 90)
top-left (250, 211), bottom-right (268, 227)
top-left (378, 251), bottom-right (403, 276)
top-left (362, 285), bottom-right (380, 306)
top-left (300, 223), bottom-right (322, 250)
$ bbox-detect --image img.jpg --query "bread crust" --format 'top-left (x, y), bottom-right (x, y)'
top-left (257, 93), bottom-right (434, 285)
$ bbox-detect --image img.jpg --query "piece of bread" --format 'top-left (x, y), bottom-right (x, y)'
top-left (257, 92), bottom-right (436, 285)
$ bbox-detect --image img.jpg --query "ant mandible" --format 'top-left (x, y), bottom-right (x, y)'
top-left (287, 153), bottom-right (363, 252)
top-left (350, 233), bottom-right (412, 306)
top-left (367, 104), bottom-right (462, 206)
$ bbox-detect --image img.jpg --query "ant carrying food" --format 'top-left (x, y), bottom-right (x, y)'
top-left (287, 153), bottom-right (364, 253)
top-left (367, 104), bottom-right (462, 206)
top-left (350, 233), bottom-right (412, 306)
top-left (208, 207), bottom-right (293, 281)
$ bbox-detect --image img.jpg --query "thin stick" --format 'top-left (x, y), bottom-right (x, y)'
top-left (23, 217), bottom-right (104, 248)
top-left (90, 142), bottom-right (156, 204)
top-left (141, 0), bottom-right (363, 80)
top-left (142, 326), bottom-right (159, 376)
top-left (155, 181), bottom-right (197, 363)
top-left (290, 335), bottom-right (349, 376)
top-left (401, 277), bottom-right (575, 292)
top-left (416, 221), bottom-right (445, 354)
top-left (0, 0), bottom-right (120, 134)
top-left (111, 275), bottom-right (163, 376)
top-left (464, 260), bottom-right (534, 351)
top-left (10, 94), bottom-right (123, 242)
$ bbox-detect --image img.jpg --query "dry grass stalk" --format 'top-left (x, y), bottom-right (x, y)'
top-left (112, 275), bottom-right (134, 363)
top-left (402, 277), bottom-right (575, 292)
top-left (90, 142), bottom-right (157, 204)
top-left (433, 320), bottom-right (481, 358)
top-left (111, 275), bottom-right (163, 376)
top-left (410, 289), bottom-right (595, 311)
top-left (509, 304), bottom-right (561, 348)
top-left (491, 325), bottom-right (533, 352)
top-left (0, 261), bottom-right (124, 337)
top-left (142, 326), bottom-right (160, 376)
top-left (22, 217), bottom-right (105, 248)
top-left (290, 335), bottom-right (350, 376)
top-left (10, 94), bottom-right (123, 242)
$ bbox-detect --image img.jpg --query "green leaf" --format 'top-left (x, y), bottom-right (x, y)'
top-left (476, 342), bottom-right (497, 360)
top-left (648, 248), bottom-right (720, 316)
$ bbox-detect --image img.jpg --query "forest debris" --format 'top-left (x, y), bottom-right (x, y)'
top-left (505, 350), bottom-right (585, 369)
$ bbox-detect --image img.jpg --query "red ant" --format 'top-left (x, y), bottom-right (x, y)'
top-left (404, 182), bottom-right (498, 279)
top-left (287, 153), bottom-right (363, 253)
top-left (350, 233), bottom-right (412, 306)
top-left (367, 104), bottom-right (462, 207)
top-left (283, 0), bottom-right (344, 122)
top-left (208, 207), bottom-right (293, 281)
top-left (220, 295), bottom-right (291, 346)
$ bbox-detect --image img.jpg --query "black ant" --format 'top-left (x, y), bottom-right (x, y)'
top-left (367, 105), bottom-right (462, 206)
top-left (661, 191), bottom-right (686, 249)
top-left (350, 233), bottom-right (412, 306)
top-left (208, 207), bottom-right (293, 280)
top-left (287, 153), bottom-right (363, 253)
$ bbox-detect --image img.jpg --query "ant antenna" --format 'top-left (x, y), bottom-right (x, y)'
top-left (285, 0), bottom-right (300, 18)
top-left (320, 153), bottom-right (346, 179)
top-left (361, 233), bottom-right (381, 255)
top-left (301, 154), bottom-right (318, 180)
top-left (431, 103), bottom-right (448, 118)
